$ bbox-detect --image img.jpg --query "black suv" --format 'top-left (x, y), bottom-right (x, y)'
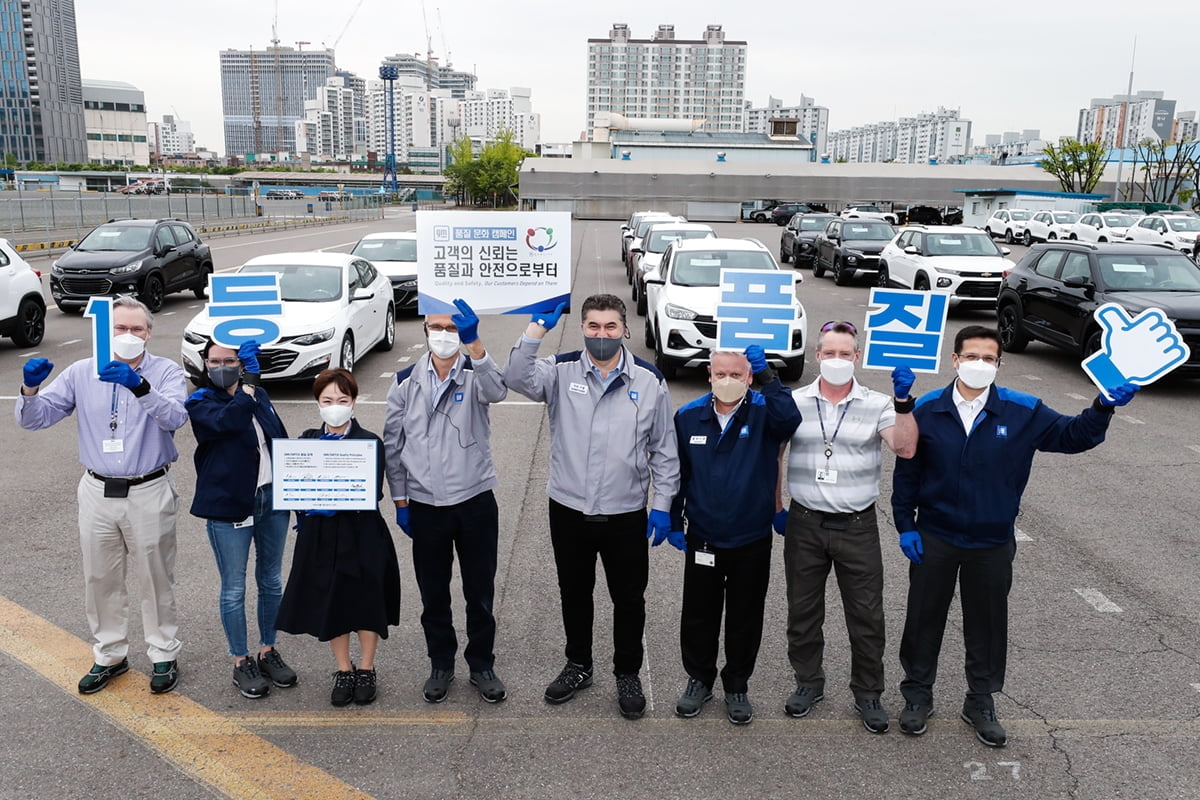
top-left (813, 218), bottom-right (896, 285)
top-left (50, 219), bottom-right (214, 313)
top-left (770, 202), bottom-right (828, 226)
top-left (780, 212), bottom-right (836, 267)
top-left (997, 241), bottom-right (1200, 375)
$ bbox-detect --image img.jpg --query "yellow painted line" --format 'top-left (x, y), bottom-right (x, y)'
top-left (0, 594), bottom-right (375, 800)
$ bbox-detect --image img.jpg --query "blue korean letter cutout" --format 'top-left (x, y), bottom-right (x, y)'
top-left (862, 288), bottom-right (949, 373)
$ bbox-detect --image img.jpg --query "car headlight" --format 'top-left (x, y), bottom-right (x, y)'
top-left (182, 329), bottom-right (207, 345)
top-left (111, 259), bottom-right (143, 275)
top-left (292, 328), bottom-right (336, 346)
top-left (846, 253), bottom-right (859, 264)
top-left (1178, 235), bottom-right (1192, 243)
top-left (398, 280), bottom-right (417, 289)
top-left (51, 260), bottom-right (63, 275)
top-left (665, 303), bottom-right (698, 321)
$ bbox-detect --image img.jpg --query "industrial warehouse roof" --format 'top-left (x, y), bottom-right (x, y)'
top-left (610, 131), bottom-right (814, 147)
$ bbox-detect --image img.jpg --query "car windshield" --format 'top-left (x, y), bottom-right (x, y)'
top-left (647, 229), bottom-right (711, 252)
top-left (637, 218), bottom-right (675, 236)
top-left (842, 222), bottom-right (894, 241)
top-left (1097, 253), bottom-right (1200, 291)
top-left (800, 217), bottom-right (828, 231)
top-left (850, 205), bottom-right (880, 212)
top-left (1053, 213), bottom-right (1079, 223)
top-left (1009, 211), bottom-right (1031, 221)
top-left (923, 233), bottom-right (1001, 256)
top-left (671, 250), bottom-right (777, 286)
top-left (239, 264), bottom-right (344, 302)
top-left (352, 238), bottom-right (417, 261)
top-left (77, 225), bottom-right (151, 252)
top-left (1168, 218), bottom-right (1200, 232)
top-left (1103, 215), bottom-right (1135, 227)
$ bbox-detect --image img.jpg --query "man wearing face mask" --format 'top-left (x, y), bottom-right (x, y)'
top-left (893, 325), bottom-right (1138, 747)
top-left (777, 321), bottom-right (916, 734)
top-left (15, 295), bottom-right (188, 695)
top-left (504, 293), bottom-right (679, 720)
top-left (779, 321), bottom-right (918, 734)
top-left (383, 298), bottom-right (509, 704)
top-left (669, 346), bottom-right (801, 725)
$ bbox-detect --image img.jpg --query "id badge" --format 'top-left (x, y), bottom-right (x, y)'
top-left (815, 469), bottom-right (838, 484)
top-left (695, 549), bottom-right (716, 568)
top-left (102, 439), bottom-right (124, 453)
top-left (232, 516), bottom-right (254, 529)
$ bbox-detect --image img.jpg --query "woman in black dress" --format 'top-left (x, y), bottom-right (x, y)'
top-left (276, 368), bottom-right (401, 706)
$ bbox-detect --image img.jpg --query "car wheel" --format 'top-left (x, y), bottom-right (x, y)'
top-left (780, 244), bottom-right (790, 263)
top-left (636, 282), bottom-right (648, 316)
top-left (631, 278), bottom-right (639, 303)
top-left (812, 258), bottom-right (826, 278)
top-left (644, 318), bottom-right (655, 348)
top-left (140, 273), bottom-right (165, 312)
top-left (340, 334), bottom-right (355, 371)
top-left (997, 303), bottom-right (1029, 353)
top-left (1022, 230), bottom-right (1033, 246)
top-left (1098, 237), bottom-right (1107, 243)
top-left (876, 265), bottom-right (890, 288)
top-left (626, 258), bottom-right (634, 286)
top-left (1004, 229), bottom-right (1014, 244)
top-left (193, 263), bottom-right (213, 298)
top-left (985, 226), bottom-right (995, 239)
top-left (11, 296), bottom-right (45, 346)
top-left (1068, 233), bottom-right (1077, 240)
top-left (793, 247), bottom-right (804, 267)
top-left (1048, 232), bottom-right (1057, 240)
top-left (1084, 328), bottom-right (1103, 358)
top-left (653, 338), bottom-right (678, 379)
top-left (376, 304), bottom-right (395, 352)
top-left (914, 274), bottom-right (930, 292)
top-left (780, 355), bottom-right (804, 382)
top-left (832, 257), bottom-right (851, 286)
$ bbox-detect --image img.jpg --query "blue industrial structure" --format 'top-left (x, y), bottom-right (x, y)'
top-left (378, 64), bottom-right (399, 194)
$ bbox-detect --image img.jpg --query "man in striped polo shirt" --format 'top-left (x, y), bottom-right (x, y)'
top-left (778, 321), bottom-right (917, 733)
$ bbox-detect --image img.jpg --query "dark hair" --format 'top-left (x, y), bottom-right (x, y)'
top-left (581, 293), bottom-right (626, 327)
top-left (954, 325), bottom-right (1003, 356)
top-left (312, 367), bottom-right (358, 400)
top-left (191, 340), bottom-right (240, 389)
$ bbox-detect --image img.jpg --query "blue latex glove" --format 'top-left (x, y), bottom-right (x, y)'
top-left (1098, 382), bottom-right (1138, 407)
top-left (22, 357), bottom-right (53, 388)
top-left (891, 365), bottom-right (915, 398)
top-left (532, 301), bottom-right (567, 331)
top-left (237, 340), bottom-right (261, 374)
top-left (395, 505), bottom-right (411, 536)
top-left (666, 530), bottom-right (687, 551)
top-left (99, 360), bottom-right (142, 390)
top-left (773, 509), bottom-right (788, 536)
top-left (647, 509), bottom-right (672, 546)
top-left (899, 531), bottom-right (924, 564)
top-left (186, 388), bottom-right (213, 405)
top-left (744, 344), bottom-right (769, 374)
top-left (451, 299), bottom-right (480, 344)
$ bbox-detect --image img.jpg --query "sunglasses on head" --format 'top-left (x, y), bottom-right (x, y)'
top-left (820, 321), bottom-right (858, 335)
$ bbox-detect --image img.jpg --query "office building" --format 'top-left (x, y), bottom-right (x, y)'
top-left (156, 114), bottom-right (195, 156)
top-left (827, 107), bottom-right (971, 164)
top-left (82, 79), bottom-right (148, 166)
top-left (219, 45), bottom-right (337, 156)
top-left (744, 95), bottom-right (828, 155)
top-left (585, 23), bottom-right (747, 138)
top-left (0, 0), bottom-right (86, 163)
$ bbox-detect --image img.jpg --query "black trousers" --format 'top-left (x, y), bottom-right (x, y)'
top-left (548, 499), bottom-right (648, 676)
top-left (784, 501), bottom-right (885, 698)
top-left (409, 491), bottom-right (499, 673)
top-left (899, 533), bottom-right (1016, 710)
top-left (679, 532), bottom-right (772, 694)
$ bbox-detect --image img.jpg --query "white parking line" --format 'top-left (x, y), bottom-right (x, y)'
top-left (1116, 415), bottom-right (1145, 425)
top-left (398, 356), bottom-right (411, 363)
top-left (59, 339), bottom-right (81, 346)
top-left (318, 241), bottom-right (361, 252)
top-left (407, 344), bottom-right (424, 351)
top-left (1021, 374), bottom-right (1042, 381)
top-left (1188, 445), bottom-right (1200, 456)
top-left (1074, 588), bottom-right (1123, 613)
top-left (1015, 528), bottom-right (1033, 542)
top-left (379, 372), bottom-right (393, 379)
top-left (162, 311), bottom-right (176, 316)
top-left (1066, 392), bottom-right (1088, 400)
top-left (210, 226), bottom-right (370, 250)
top-left (18, 351), bottom-right (38, 358)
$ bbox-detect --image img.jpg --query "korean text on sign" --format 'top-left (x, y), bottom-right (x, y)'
top-left (861, 288), bottom-right (949, 373)
top-left (715, 269), bottom-right (798, 350)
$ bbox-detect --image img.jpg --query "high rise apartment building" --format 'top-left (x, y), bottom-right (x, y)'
top-left (157, 114), bottom-right (195, 156)
top-left (0, 0), bottom-right (86, 163)
top-left (744, 95), bottom-right (829, 154)
top-left (379, 54), bottom-right (476, 98)
top-left (460, 87), bottom-right (540, 150)
top-left (1077, 91), bottom-right (1179, 148)
top-left (82, 79), bottom-right (147, 166)
top-left (585, 23), bottom-right (747, 137)
top-left (219, 45), bottom-right (336, 156)
top-left (827, 107), bottom-right (971, 164)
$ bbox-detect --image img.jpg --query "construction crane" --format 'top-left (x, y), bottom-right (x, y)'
top-left (332, 0), bottom-right (366, 50)
top-left (420, 1), bottom-right (434, 91)
top-left (250, 46), bottom-right (262, 154)
top-left (436, 8), bottom-right (452, 67)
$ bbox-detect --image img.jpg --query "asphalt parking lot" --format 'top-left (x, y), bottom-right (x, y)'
top-left (2, 213), bottom-right (1198, 799)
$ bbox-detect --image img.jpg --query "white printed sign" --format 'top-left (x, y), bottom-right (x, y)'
top-left (272, 438), bottom-right (378, 511)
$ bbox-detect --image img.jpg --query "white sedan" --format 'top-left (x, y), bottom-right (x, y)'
top-left (351, 231), bottom-right (419, 313)
top-left (181, 252), bottom-right (395, 383)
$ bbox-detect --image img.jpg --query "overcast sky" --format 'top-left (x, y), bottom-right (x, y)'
top-left (76, 0), bottom-right (1197, 156)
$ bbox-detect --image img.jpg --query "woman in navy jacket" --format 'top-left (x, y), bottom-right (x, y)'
top-left (187, 340), bottom-right (297, 700)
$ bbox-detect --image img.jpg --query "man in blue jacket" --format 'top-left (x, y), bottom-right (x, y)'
top-left (670, 345), bottom-right (802, 724)
top-left (892, 325), bottom-right (1137, 747)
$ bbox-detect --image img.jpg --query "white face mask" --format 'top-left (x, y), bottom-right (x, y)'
top-left (711, 376), bottom-right (749, 404)
top-left (319, 404), bottom-right (354, 428)
top-left (956, 360), bottom-right (997, 390)
top-left (112, 332), bottom-right (146, 360)
top-left (819, 357), bottom-right (855, 386)
top-left (427, 330), bottom-right (461, 359)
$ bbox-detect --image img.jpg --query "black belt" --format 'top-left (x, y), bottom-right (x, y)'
top-left (87, 466), bottom-right (169, 486)
top-left (795, 501), bottom-right (874, 527)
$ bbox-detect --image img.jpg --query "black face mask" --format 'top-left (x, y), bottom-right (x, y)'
top-left (584, 335), bottom-right (622, 362)
top-left (207, 365), bottom-right (240, 389)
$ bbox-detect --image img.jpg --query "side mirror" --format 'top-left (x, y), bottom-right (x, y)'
top-left (156, 243), bottom-right (175, 257)
top-left (1000, 247), bottom-right (1011, 255)
top-left (904, 245), bottom-right (919, 255)
top-left (644, 274), bottom-right (664, 286)
top-left (631, 248), bottom-right (643, 255)
top-left (352, 288), bottom-right (374, 302)
top-left (1062, 275), bottom-right (1091, 289)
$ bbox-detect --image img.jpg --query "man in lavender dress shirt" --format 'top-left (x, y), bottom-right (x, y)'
top-left (15, 295), bottom-right (188, 694)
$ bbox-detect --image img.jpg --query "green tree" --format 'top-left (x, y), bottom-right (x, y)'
top-left (474, 130), bottom-right (528, 207)
top-left (1040, 138), bottom-right (1107, 193)
top-left (443, 135), bottom-right (479, 204)
top-left (1127, 138), bottom-right (1200, 204)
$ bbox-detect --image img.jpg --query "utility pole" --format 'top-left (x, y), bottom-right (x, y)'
top-left (1112, 36), bottom-right (1137, 203)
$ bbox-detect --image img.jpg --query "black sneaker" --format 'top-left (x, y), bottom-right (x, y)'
top-left (616, 673), bottom-right (646, 719)
top-left (725, 692), bottom-right (754, 725)
top-left (331, 668), bottom-right (355, 707)
top-left (469, 669), bottom-right (508, 703)
top-left (232, 657), bottom-right (271, 699)
top-left (423, 668), bottom-right (455, 703)
top-left (150, 661), bottom-right (179, 694)
top-left (354, 668), bottom-right (377, 705)
top-left (899, 702), bottom-right (933, 736)
top-left (78, 658), bottom-right (129, 694)
top-left (258, 648), bottom-right (298, 688)
top-left (675, 678), bottom-right (713, 718)
top-left (853, 697), bottom-right (890, 734)
top-left (961, 704), bottom-right (1007, 747)
top-left (784, 686), bottom-right (824, 718)
top-left (544, 661), bottom-right (594, 704)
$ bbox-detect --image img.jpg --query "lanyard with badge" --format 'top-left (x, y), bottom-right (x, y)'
top-left (814, 397), bottom-right (852, 484)
top-left (103, 384), bottom-right (124, 453)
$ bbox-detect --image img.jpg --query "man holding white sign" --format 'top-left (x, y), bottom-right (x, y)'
top-left (15, 295), bottom-right (188, 695)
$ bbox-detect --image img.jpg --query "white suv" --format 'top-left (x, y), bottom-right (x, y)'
top-left (1024, 210), bottom-right (1079, 245)
top-left (984, 209), bottom-right (1033, 243)
top-left (643, 238), bottom-right (807, 380)
top-left (878, 226), bottom-right (1014, 308)
top-left (0, 238), bottom-right (47, 346)
top-left (1069, 212), bottom-right (1136, 243)
top-left (1123, 214), bottom-right (1200, 252)
top-left (841, 204), bottom-right (899, 224)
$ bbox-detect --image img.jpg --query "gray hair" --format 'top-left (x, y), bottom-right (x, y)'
top-left (710, 349), bottom-right (749, 361)
top-left (113, 294), bottom-right (154, 330)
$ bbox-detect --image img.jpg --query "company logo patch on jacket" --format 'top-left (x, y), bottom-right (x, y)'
top-left (454, 392), bottom-right (464, 402)
top-left (739, 424), bottom-right (750, 439)
top-left (995, 425), bottom-right (1008, 438)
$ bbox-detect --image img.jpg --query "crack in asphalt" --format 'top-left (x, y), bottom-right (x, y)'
top-left (1002, 690), bottom-right (1082, 799)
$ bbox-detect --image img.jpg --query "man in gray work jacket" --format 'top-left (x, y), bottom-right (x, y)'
top-left (384, 298), bottom-right (509, 704)
top-left (504, 292), bottom-right (680, 720)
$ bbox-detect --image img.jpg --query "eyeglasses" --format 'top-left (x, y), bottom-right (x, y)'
top-left (426, 323), bottom-right (458, 333)
top-left (957, 353), bottom-right (1000, 365)
top-left (114, 325), bottom-right (148, 336)
top-left (205, 358), bottom-right (240, 367)
top-left (820, 321), bottom-right (857, 335)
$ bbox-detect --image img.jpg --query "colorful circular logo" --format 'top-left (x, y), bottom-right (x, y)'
top-left (526, 227), bottom-right (557, 252)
